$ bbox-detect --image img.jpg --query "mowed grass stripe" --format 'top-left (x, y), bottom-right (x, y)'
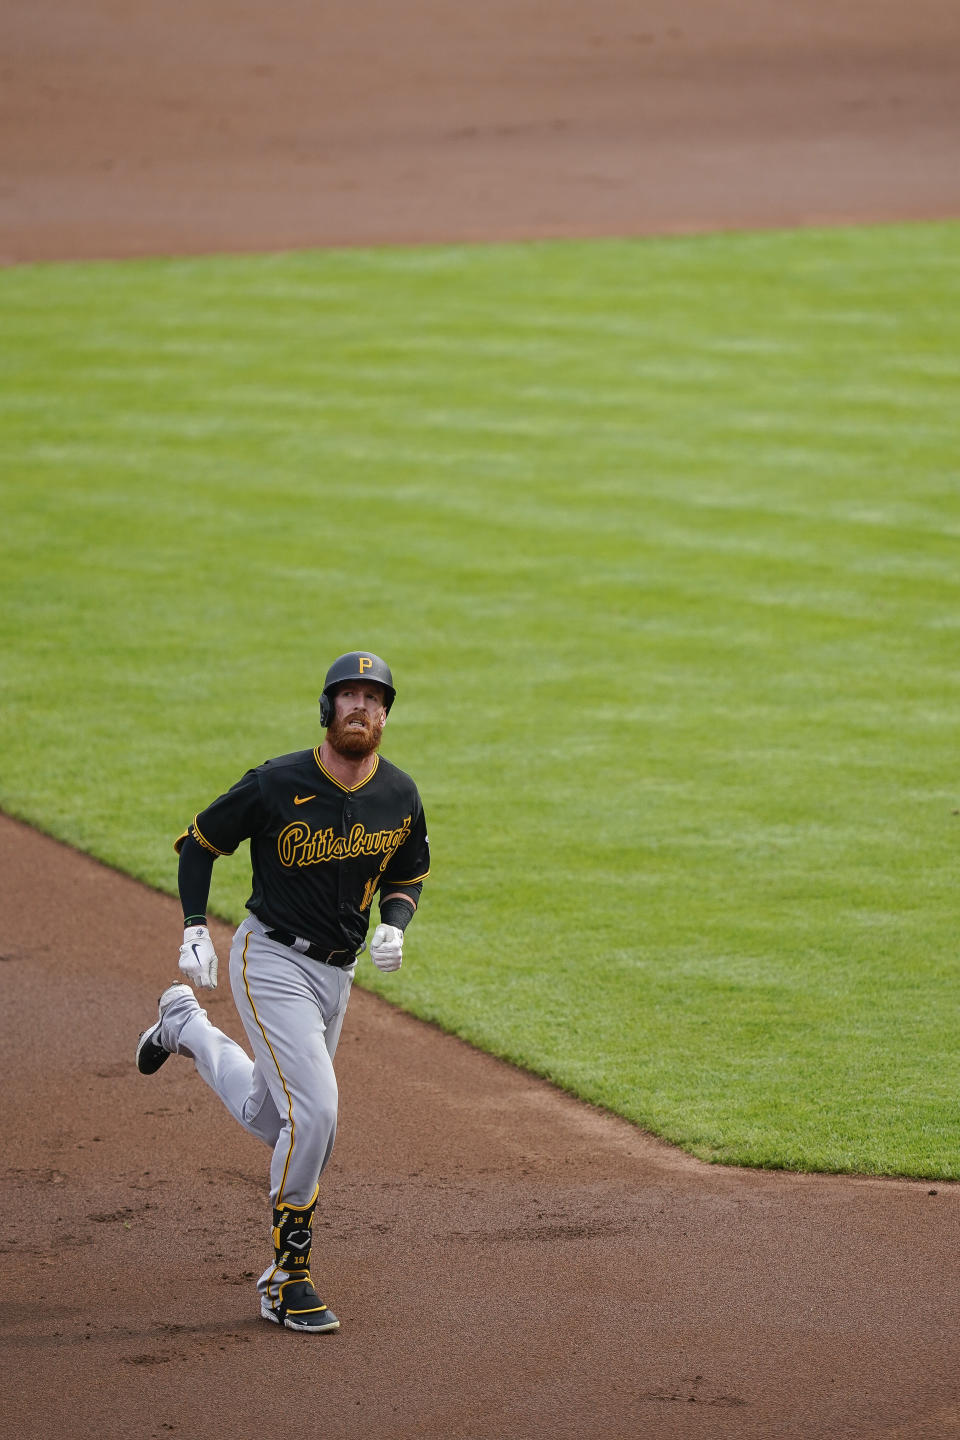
top-left (2, 221), bottom-right (959, 1175)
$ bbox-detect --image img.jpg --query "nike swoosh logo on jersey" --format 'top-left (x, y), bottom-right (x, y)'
top-left (293, 794), bottom-right (317, 805)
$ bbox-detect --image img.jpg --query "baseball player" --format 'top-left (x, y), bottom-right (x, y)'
top-left (135, 651), bottom-right (429, 1333)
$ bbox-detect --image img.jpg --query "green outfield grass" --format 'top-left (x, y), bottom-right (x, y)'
top-left (2, 222), bottom-right (959, 1176)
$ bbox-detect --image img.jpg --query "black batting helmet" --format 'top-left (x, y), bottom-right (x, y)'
top-left (319, 651), bottom-right (396, 726)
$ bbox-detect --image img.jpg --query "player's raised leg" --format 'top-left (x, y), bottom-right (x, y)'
top-left (134, 976), bottom-right (282, 1148)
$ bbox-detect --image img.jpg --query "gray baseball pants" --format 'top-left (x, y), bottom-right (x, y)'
top-left (163, 913), bottom-right (354, 1209)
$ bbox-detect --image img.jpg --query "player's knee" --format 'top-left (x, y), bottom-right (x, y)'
top-left (298, 1092), bottom-right (339, 1152)
top-left (313, 1092), bottom-right (340, 1140)
top-left (245, 1106), bottom-right (282, 1147)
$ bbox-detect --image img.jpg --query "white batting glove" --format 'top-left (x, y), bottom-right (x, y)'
top-left (179, 924), bottom-right (219, 989)
top-left (370, 923), bottom-right (403, 973)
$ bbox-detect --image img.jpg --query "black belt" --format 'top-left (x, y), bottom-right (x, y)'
top-left (264, 928), bottom-right (356, 968)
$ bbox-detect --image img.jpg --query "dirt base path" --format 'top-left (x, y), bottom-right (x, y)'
top-left (1, 0), bottom-right (959, 263)
top-left (1, 815), bottom-right (958, 1439)
top-left (3, 1), bottom-right (960, 1434)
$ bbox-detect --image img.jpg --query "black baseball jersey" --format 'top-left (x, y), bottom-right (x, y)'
top-left (175, 747), bottom-right (429, 954)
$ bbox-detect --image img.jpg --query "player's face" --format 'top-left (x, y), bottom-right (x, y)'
top-left (326, 682), bottom-right (388, 758)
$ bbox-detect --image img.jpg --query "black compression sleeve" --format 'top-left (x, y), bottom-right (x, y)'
top-left (379, 897), bottom-right (416, 932)
top-left (178, 833), bottom-right (217, 923)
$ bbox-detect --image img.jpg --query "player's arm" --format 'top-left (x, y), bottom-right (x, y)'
top-left (173, 832), bottom-right (221, 989)
top-left (170, 769), bottom-right (263, 990)
top-left (178, 832), bottom-right (217, 927)
top-left (379, 888), bottom-right (418, 924)
top-left (369, 796), bottom-right (429, 973)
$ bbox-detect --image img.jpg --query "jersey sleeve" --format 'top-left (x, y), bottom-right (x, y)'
top-left (173, 768), bottom-right (265, 857)
top-left (381, 795), bottom-right (430, 891)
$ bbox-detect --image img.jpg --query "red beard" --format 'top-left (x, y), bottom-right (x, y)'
top-left (327, 708), bottom-right (382, 759)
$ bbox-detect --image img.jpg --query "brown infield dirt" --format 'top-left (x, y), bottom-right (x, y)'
top-left (2, 2), bottom-right (960, 1436)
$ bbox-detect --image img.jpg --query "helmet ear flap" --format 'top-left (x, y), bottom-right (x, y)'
top-left (319, 691), bottom-right (332, 727)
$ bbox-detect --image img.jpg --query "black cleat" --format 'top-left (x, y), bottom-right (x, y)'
top-left (260, 1277), bottom-right (340, 1333)
top-left (135, 983), bottom-right (195, 1074)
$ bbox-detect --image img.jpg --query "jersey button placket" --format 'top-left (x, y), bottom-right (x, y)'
top-left (340, 803), bottom-right (352, 912)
